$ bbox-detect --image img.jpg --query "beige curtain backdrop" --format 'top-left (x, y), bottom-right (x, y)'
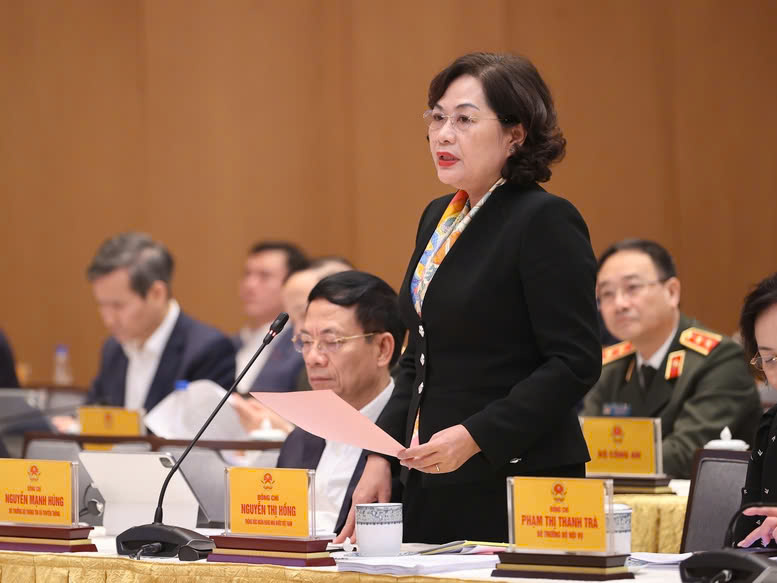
top-left (1, 0), bottom-right (775, 387)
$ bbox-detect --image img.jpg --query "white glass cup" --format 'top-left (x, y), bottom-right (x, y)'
top-left (610, 503), bottom-right (632, 554)
top-left (355, 503), bottom-right (403, 556)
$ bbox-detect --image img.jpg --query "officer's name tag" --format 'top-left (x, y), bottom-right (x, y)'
top-left (508, 477), bottom-right (611, 553)
top-left (78, 406), bottom-right (143, 436)
top-left (0, 459), bottom-right (76, 526)
top-left (602, 402), bottom-right (631, 416)
top-left (581, 417), bottom-right (660, 475)
top-left (226, 467), bottom-right (315, 538)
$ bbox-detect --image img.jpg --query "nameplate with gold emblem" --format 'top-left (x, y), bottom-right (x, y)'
top-left (0, 459), bottom-right (78, 526)
top-left (78, 406), bottom-right (143, 447)
top-left (508, 477), bottom-right (614, 553)
top-left (225, 467), bottom-right (315, 538)
top-left (581, 417), bottom-right (662, 476)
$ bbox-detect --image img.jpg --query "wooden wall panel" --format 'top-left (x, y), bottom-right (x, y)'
top-left (0, 0), bottom-right (146, 386)
top-left (0, 0), bottom-right (775, 386)
top-left (671, 0), bottom-right (777, 330)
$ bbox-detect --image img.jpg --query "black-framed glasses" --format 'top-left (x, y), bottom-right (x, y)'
top-left (750, 352), bottom-right (777, 371)
top-left (292, 332), bottom-right (376, 355)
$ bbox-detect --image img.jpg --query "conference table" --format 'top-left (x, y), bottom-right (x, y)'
top-left (0, 533), bottom-right (687, 583)
top-left (615, 493), bottom-right (689, 554)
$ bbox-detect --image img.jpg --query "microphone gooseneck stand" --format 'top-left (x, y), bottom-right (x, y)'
top-left (115, 313), bottom-right (289, 560)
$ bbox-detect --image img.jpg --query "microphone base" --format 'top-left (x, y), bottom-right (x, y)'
top-left (116, 522), bottom-right (214, 560)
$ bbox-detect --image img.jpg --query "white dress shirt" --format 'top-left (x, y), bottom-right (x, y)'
top-left (121, 300), bottom-right (180, 411)
top-left (314, 379), bottom-right (395, 534)
top-left (235, 323), bottom-right (276, 393)
top-left (636, 323), bottom-right (679, 385)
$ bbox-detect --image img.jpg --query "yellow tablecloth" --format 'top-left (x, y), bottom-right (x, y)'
top-left (2, 552), bottom-right (392, 583)
top-left (614, 493), bottom-right (688, 553)
top-left (0, 552), bottom-right (483, 583)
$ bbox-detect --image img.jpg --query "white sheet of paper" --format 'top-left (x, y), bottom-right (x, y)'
top-left (251, 389), bottom-right (403, 456)
top-left (144, 379), bottom-right (249, 441)
top-left (630, 552), bottom-right (693, 564)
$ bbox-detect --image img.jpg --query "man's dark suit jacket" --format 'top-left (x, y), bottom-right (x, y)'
top-left (277, 428), bottom-right (401, 535)
top-left (234, 327), bottom-right (304, 392)
top-left (377, 182), bottom-right (602, 487)
top-left (0, 330), bottom-right (19, 388)
top-left (86, 311), bottom-right (236, 411)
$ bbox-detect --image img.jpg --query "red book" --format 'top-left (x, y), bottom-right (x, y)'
top-left (209, 534), bottom-right (330, 553)
top-left (0, 525), bottom-right (93, 540)
top-left (207, 553), bottom-right (335, 567)
top-left (0, 542), bottom-right (98, 553)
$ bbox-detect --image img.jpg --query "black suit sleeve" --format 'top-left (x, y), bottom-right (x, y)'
top-left (0, 331), bottom-right (19, 388)
top-left (462, 196), bottom-right (602, 466)
top-left (86, 340), bottom-right (114, 405)
top-left (185, 336), bottom-right (236, 390)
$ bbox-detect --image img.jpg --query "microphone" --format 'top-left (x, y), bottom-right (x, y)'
top-left (115, 313), bottom-right (289, 560)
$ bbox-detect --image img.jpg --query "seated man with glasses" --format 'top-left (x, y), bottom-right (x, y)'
top-left (276, 270), bottom-right (405, 535)
top-left (581, 238), bottom-right (760, 478)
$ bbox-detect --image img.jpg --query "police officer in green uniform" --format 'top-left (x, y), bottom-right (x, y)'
top-left (581, 239), bottom-right (760, 479)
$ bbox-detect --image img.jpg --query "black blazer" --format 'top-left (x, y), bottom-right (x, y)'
top-left (276, 428), bottom-right (367, 535)
top-left (0, 330), bottom-right (19, 388)
top-left (735, 405), bottom-right (777, 545)
top-left (87, 311), bottom-right (236, 411)
top-left (376, 182), bottom-right (602, 487)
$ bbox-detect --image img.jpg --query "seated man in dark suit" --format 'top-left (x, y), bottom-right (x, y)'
top-left (0, 330), bottom-right (19, 388)
top-left (235, 241), bottom-right (309, 393)
top-left (276, 271), bottom-right (405, 535)
top-left (581, 238), bottom-right (760, 478)
top-left (83, 232), bottom-right (235, 412)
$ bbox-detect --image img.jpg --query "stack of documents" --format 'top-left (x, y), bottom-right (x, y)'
top-left (417, 540), bottom-right (508, 555)
top-left (335, 553), bottom-right (498, 575)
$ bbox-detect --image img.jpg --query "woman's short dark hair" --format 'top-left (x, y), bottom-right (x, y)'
top-left (740, 272), bottom-right (777, 372)
top-left (428, 52), bottom-right (566, 185)
top-left (86, 232), bottom-right (174, 298)
top-left (308, 271), bottom-right (405, 367)
top-left (596, 238), bottom-right (678, 280)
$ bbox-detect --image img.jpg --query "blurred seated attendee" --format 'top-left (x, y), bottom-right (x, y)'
top-left (282, 256), bottom-right (354, 335)
top-left (0, 330), bottom-right (19, 388)
top-left (735, 273), bottom-right (777, 548)
top-left (53, 233), bottom-right (235, 432)
top-left (231, 256), bottom-right (354, 433)
top-left (581, 238), bottom-right (760, 478)
top-left (731, 329), bottom-right (773, 408)
top-left (229, 393), bottom-right (295, 434)
top-left (276, 271), bottom-right (405, 535)
top-left (234, 241), bottom-right (309, 393)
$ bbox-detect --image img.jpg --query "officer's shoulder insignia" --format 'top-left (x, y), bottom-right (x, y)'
top-left (602, 341), bottom-right (635, 365)
top-left (679, 327), bottom-right (723, 356)
top-left (665, 349), bottom-right (686, 380)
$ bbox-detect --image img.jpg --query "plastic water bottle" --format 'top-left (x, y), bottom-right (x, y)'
top-left (173, 380), bottom-right (189, 438)
top-left (53, 344), bottom-right (74, 386)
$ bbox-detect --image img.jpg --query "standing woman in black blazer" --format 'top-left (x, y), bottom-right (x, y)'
top-left (735, 273), bottom-right (777, 548)
top-left (337, 52), bottom-right (602, 544)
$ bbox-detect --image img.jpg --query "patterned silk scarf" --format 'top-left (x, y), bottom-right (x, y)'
top-left (410, 179), bottom-right (504, 317)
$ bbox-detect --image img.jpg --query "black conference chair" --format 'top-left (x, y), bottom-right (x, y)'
top-left (680, 448), bottom-right (751, 553)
